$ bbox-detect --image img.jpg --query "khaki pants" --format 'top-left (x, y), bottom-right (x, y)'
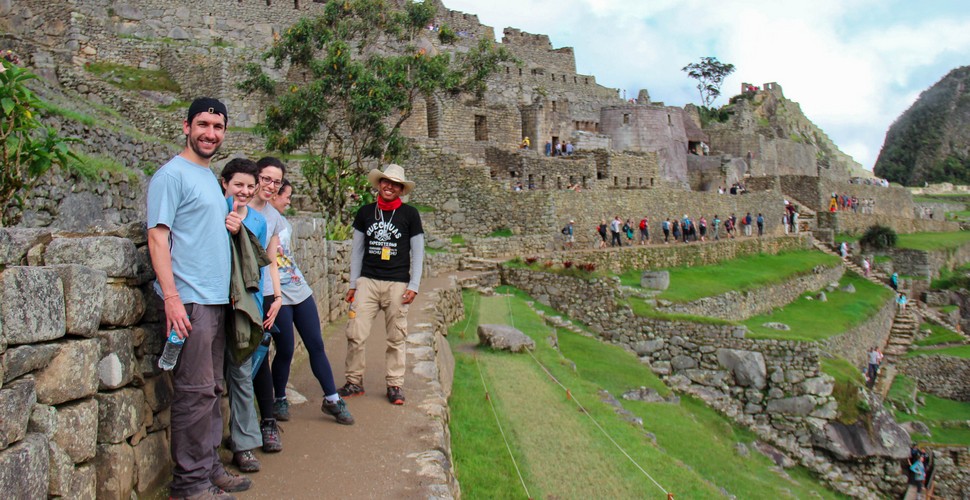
top-left (345, 277), bottom-right (409, 387)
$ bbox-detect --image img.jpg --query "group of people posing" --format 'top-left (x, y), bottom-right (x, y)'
top-left (580, 213), bottom-right (771, 248)
top-left (148, 98), bottom-right (424, 500)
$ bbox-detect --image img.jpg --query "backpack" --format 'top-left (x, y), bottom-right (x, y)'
top-left (639, 219), bottom-right (647, 230)
top-left (562, 226), bottom-right (570, 235)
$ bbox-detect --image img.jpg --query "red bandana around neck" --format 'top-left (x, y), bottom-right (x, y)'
top-left (377, 197), bottom-right (402, 211)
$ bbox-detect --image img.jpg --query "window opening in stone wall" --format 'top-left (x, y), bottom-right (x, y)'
top-left (614, 176), bottom-right (618, 186)
top-left (574, 77), bottom-right (577, 84)
top-left (582, 176), bottom-right (587, 188)
top-left (595, 122), bottom-right (600, 132)
top-left (557, 177), bottom-right (562, 189)
top-left (519, 68), bottom-right (523, 76)
top-left (623, 114), bottom-right (630, 125)
top-left (551, 101), bottom-right (557, 112)
top-left (626, 177), bottom-right (631, 187)
top-left (528, 174), bottom-right (534, 187)
top-left (667, 114), bottom-right (672, 125)
top-left (585, 78), bottom-right (589, 84)
top-left (639, 178), bottom-right (643, 187)
top-left (426, 97), bottom-right (440, 138)
top-left (294, 0), bottom-right (299, 8)
top-left (541, 175), bottom-right (546, 188)
top-left (650, 178), bottom-right (655, 186)
top-left (562, 75), bottom-right (566, 82)
top-left (506, 67), bottom-right (509, 74)
top-left (474, 115), bottom-right (488, 141)
top-left (569, 175), bottom-right (575, 185)
top-left (551, 73), bottom-right (555, 81)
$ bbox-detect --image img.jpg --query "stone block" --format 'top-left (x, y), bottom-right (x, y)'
top-left (143, 374), bottom-right (173, 412)
top-left (765, 396), bottom-right (815, 416)
top-left (0, 378), bottom-right (36, 450)
top-left (670, 354), bottom-right (697, 370)
top-left (95, 388), bottom-right (145, 444)
top-left (97, 329), bottom-right (135, 390)
top-left (48, 439), bottom-right (73, 496)
top-left (133, 431), bottom-right (170, 494)
top-left (94, 442), bottom-right (135, 499)
top-left (44, 236), bottom-right (138, 278)
top-left (100, 283), bottom-right (145, 327)
top-left (477, 324), bottom-right (535, 352)
top-left (49, 264), bottom-right (106, 337)
top-left (801, 376), bottom-right (834, 397)
top-left (34, 338), bottom-right (100, 405)
top-left (640, 270), bottom-right (669, 290)
top-left (0, 228), bottom-right (52, 266)
top-left (71, 462), bottom-right (97, 500)
top-left (136, 323), bottom-right (164, 357)
top-left (0, 433), bottom-right (49, 498)
top-left (52, 398), bottom-right (98, 463)
top-left (0, 267), bottom-right (65, 345)
top-left (28, 403), bottom-right (57, 438)
top-left (716, 348), bottom-right (767, 389)
top-left (632, 339), bottom-right (664, 355)
top-left (1, 343), bottom-right (59, 383)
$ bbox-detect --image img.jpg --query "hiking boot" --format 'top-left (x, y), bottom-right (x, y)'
top-left (260, 419), bottom-right (282, 453)
top-left (173, 485), bottom-right (235, 500)
top-left (337, 382), bottom-right (365, 398)
top-left (321, 397), bottom-right (355, 425)
top-left (386, 386), bottom-right (405, 405)
top-left (210, 467), bottom-right (252, 493)
top-left (232, 450), bottom-right (260, 473)
top-left (273, 398), bottom-right (290, 421)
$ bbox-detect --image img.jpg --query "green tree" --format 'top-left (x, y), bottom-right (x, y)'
top-left (1, 59), bottom-right (75, 226)
top-left (682, 56), bottom-right (736, 107)
top-left (240, 0), bottom-right (516, 223)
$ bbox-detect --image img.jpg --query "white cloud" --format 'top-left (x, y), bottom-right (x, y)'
top-left (443, 0), bottom-right (970, 169)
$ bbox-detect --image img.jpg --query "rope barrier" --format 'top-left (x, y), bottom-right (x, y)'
top-left (465, 291), bottom-right (532, 499)
top-left (503, 290), bottom-right (672, 498)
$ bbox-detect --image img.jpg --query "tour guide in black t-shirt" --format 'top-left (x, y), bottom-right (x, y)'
top-left (338, 164), bottom-right (424, 405)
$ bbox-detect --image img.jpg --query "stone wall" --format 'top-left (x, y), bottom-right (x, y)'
top-left (898, 355), bottom-right (970, 402)
top-left (816, 212), bottom-right (960, 236)
top-left (544, 234), bottom-right (812, 274)
top-left (889, 241), bottom-right (970, 280)
top-left (658, 264), bottom-right (844, 321)
top-left (820, 298), bottom-right (896, 369)
top-left (930, 445), bottom-right (970, 498)
top-left (599, 105), bottom-right (689, 186)
top-left (0, 217), bottom-right (349, 498)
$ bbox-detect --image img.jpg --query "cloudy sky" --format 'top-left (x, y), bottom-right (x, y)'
top-left (444, 0), bottom-right (970, 170)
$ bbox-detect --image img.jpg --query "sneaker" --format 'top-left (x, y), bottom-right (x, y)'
top-left (174, 485), bottom-right (235, 500)
top-left (337, 382), bottom-right (365, 398)
top-left (210, 467), bottom-right (252, 493)
top-left (260, 419), bottom-right (282, 453)
top-left (273, 398), bottom-right (290, 421)
top-left (232, 450), bottom-right (260, 473)
top-left (321, 397), bottom-right (355, 425)
top-left (386, 386), bottom-right (405, 405)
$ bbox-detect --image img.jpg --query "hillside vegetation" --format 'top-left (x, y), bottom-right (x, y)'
top-left (874, 65), bottom-right (970, 186)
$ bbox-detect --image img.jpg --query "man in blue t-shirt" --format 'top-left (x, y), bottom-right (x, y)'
top-left (147, 98), bottom-right (251, 498)
top-left (340, 164), bottom-right (425, 406)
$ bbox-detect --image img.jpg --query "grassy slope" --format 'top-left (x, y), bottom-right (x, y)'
top-left (889, 377), bottom-right (970, 446)
top-left (744, 273), bottom-right (893, 341)
top-left (618, 250), bottom-right (840, 303)
top-left (915, 323), bottom-right (965, 346)
top-left (906, 344), bottom-right (970, 359)
top-left (449, 289), bottom-right (845, 499)
top-left (895, 231), bottom-right (970, 251)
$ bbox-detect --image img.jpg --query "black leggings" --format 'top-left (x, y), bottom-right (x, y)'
top-left (271, 294), bottom-right (338, 397)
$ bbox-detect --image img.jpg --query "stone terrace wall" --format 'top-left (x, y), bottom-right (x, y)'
top-left (780, 175), bottom-right (823, 211)
top-left (820, 179), bottom-right (916, 219)
top-left (658, 264), bottom-right (844, 321)
top-left (815, 212), bottom-right (959, 236)
top-left (898, 355), bottom-right (970, 402)
top-left (820, 297), bottom-right (896, 369)
top-left (931, 446), bottom-right (970, 498)
top-left (545, 234), bottom-right (812, 274)
top-left (0, 220), bottom-right (349, 498)
top-left (890, 242), bottom-right (970, 280)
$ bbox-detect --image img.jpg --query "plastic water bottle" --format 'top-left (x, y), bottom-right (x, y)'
top-left (348, 298), bottom-right (356, 319)
top-left (158, 325), bottom-right (186, 371)
top-left (250, 329), bottom-right (274, 380)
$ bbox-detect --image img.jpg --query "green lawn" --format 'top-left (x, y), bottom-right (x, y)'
top-left (893, 390), bottom-right (970, 446)
top-left (834, 234), bottom-right (860, 244)
top-left (906, 344), bottom-right (970, 359)
top-left (895, 231), bottom-right (970, 251)
top-left (915, 323), bottom-right (965, 346)
top-left (618, 250), bottom-right (840, 303)
top-left (743, 273), bottom-right (893, 341)
top-left (448, 288), bottom-right (846, 499)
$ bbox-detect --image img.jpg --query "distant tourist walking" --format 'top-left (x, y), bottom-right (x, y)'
top-left (638, 217), bottom-right (649, 245)
top-left (662, 218), bottom-right (670, 243)
top-left (839, 242), bottom-right (848, 259)
top-left (897, 293), bottom-right (908, 312)
top-left (862, 257), bottom-right (871, 277)
top-left (597, 219), bottom-right (608, 248)
top-left (562, 220), bottom-right (575, 249)
top-left (890, 272), bottom-right (899, 291)
top-left (756, 213), bottom-right (764, 236)
top-left (610, 216), bottom-right (623, 247)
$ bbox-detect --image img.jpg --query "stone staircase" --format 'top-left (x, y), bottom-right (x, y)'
top-left (873, 307), bottom-right (919, 397)
top-left (785, 195), bottom-right (819, 233)
top-left (461, 257), bottom-right (503, 272)
top-left (810, 238), bottom-right (890, 289)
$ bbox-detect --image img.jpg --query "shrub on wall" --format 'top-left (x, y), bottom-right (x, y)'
top-left (860, 225), bottom-right (897, 251)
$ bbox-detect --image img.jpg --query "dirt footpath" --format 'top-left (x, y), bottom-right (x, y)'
top-left (238, 273), bottom-right (462, 499)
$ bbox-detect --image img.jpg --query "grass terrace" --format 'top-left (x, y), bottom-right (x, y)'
top-left (906, 344), bottom-right (970, 359)
top-left (743, 273), bottom-right (893, 342)
top-left (448, 287), bottom-right (845, 498)
top-left (618, 250), bottom-right (840, 303)
top-left (895, 231), bottom-right (970, 252)
top-left (889, 375), bottom-right (970, 446)
top-left (915, 323), bottom-right (965, 347)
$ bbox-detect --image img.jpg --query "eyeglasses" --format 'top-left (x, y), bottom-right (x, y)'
top-left (259, 175), bottom-right (282, 187)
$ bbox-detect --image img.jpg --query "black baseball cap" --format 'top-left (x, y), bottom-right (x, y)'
top-left (187, 97), bottom-right (228, 125)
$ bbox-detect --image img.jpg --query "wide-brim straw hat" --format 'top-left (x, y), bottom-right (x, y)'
top-left (368, 164), bottom-right (415, 195)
